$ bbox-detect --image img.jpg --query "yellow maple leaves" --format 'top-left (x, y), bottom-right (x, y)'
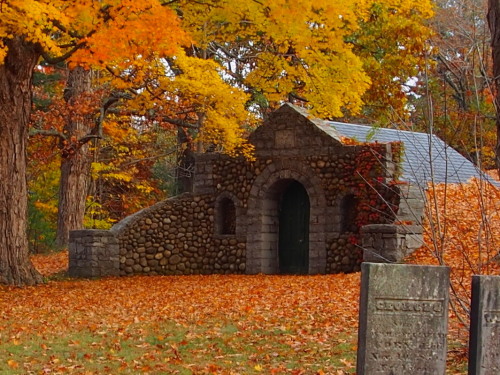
top-left (353, 0), bottom-right (434, 119)
top-left (0, 1), bottom-right (68, 57)
top-left (118, 51), bottom-right (256, 159)
top-left (177, 0), bottom-right (372, 118)
top-left (174, 0), bottom-right (433, 119)
top-left (2, 0), bottom-right (435, 158)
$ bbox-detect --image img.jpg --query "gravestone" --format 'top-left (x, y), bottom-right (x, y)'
top-left (357, 263), bottom-right (450, 374)
top-left (468, 275), bottom-right (500, 375)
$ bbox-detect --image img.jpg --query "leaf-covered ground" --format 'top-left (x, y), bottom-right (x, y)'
top-left (1, 272), bottom-right (359, 374)
top-left (31, 251), bottom-right (69, 277)
top-left (4, 179), bottom-right (500, 374)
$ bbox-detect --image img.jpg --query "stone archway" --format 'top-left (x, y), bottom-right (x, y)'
top-left (245, 160), bottom-right (327, 274)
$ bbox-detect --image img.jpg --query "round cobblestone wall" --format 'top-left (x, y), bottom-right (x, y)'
top-left (112, 194), bottom-right (246, 276)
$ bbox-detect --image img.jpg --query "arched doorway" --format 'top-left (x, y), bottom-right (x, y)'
top-left (245, 164), bottom-right (327, 275)
top-left (278, 180), bottom-right (310, 274)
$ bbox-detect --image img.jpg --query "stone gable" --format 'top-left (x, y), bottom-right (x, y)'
top-left (249, 104), bottom-right (343, 156)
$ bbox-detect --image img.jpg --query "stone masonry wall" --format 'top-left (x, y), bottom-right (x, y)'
top-left (111, 194), bottom-right (246, 276)
top-left (327, 234), bottom-right (363, 273)
top-left (361, 224), bottom-right (424, 263)
top-left (194, 142), bottom-right (401, 274)
top-left (69, 230), bottom-right (120, 277)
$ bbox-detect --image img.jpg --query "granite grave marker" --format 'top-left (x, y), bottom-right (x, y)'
top-left (357, 263), bottom-right (450, 374)
top-left (468, 275), bottom-right (500, 375)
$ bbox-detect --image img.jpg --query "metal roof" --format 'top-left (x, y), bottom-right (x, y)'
top-left (325, 121), bottom-right (494, 187)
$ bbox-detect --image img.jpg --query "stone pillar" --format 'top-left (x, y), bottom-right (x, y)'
top-left (361, 224), bottom-right (423, 263)
top-left (395, 184), bottom-right (425, 225)
top-left (69, 230), bottom-right (119, 278)
top-left (193, 153), bottom-right (218, 195)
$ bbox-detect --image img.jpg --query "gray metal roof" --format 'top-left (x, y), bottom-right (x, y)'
top-left (325, 121), bottom-right (494, 187)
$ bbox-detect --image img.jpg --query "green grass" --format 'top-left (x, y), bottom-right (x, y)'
top-left (2, 319), bottom-right (469, 375)
top-left (0, 318), bottom-right (358, 374)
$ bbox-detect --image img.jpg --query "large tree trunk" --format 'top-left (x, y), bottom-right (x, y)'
top-left (488, 0), bottom-right (500, 174)
top-left (55, 67), bottom-right (93, 248)
top-left (0, 37), bottom-right (43, 285)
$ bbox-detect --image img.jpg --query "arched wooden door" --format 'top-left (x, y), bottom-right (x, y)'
top-left (278, 181), bottom-right (310, 274)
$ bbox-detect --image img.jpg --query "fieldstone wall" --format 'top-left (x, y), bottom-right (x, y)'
top-left (110, 194), bottom-right (246, 276)
top-left (327, 234), bottom-right (363, 273)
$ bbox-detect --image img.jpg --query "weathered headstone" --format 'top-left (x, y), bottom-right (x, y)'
top-left (357, 263), bottom-right (450, 374)
top-left (468, 275), bottom-right (500, 375)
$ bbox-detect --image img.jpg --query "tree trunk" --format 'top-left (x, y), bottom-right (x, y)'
top-left (55, 67), bottom-right (93, 248)
top-left (488, 0), bottom-right (500, 174)
top-left (0, 37), bottom-right (43, 285)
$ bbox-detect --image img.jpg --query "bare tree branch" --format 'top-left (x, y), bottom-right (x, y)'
top-left (162, 117), bottom-right (200, 130)
top-left (29, 129), bottom-right (66, 140)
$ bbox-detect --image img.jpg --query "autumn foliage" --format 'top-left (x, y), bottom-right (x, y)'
top-left (413, 178), bottom-right (500, 277)
top-left (31, 251), bottom-right (69, 277)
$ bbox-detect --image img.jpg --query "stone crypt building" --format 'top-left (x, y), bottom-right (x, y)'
top-left (69, 104), bottom-right (425, 277)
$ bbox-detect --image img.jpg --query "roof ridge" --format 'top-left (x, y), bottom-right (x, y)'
top-left (327, 121), bottom-right (430, 136)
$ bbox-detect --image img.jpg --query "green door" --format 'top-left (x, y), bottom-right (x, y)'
top-left (278, 181), bottom-right (310, 274)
